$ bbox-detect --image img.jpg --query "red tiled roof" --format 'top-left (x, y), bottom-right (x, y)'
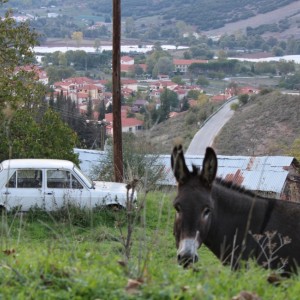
top-left (121, 79), bottom-right (138, 84)
top-left (211, 94), bottom-right (227, 102)
top-left (173, 59), bottom-right (208, 65)
top-left (121, 64), bottom-right (135, 72)
top-left (63, 77), bottom-right (95, 84)
top-left (122, 118), bottom-right (143, 127)
top-left (121, 56), bottom-right (134, 62)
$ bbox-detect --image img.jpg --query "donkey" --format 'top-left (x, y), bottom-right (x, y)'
top-left (171, 144), bottom-right (300, 275)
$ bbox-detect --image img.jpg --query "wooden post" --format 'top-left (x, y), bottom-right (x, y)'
top-left (112, 0), bottom-right (123, 182)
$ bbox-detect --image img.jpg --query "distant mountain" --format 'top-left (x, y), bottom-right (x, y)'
top-left (7, 0), bottom-right (300, 31)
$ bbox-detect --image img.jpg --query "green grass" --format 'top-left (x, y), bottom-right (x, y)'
top-left (0, 191), bottom-right (299, 299)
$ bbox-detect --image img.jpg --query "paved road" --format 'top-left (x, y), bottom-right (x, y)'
top-left (186, 97), bottom-right (238, 155)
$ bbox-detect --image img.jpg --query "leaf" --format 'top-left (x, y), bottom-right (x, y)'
top-left (125, 278), bottom-right (143, 294)
top-left (3, 249), bottom-right (16, 255)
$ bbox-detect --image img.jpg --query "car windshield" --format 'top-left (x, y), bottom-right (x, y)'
top-left (73, 165), bottom-right (94, 188)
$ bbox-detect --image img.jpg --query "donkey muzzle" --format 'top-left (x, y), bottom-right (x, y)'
top-left (177, 238), bottom-right (200, 268)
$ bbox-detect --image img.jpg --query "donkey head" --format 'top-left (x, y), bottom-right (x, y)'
top-left (171, 144), bottom-right (217, 267)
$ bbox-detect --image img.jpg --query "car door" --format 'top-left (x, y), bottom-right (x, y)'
top-left (2, 168), bottom-right (44, 211)
top-left (44, 168), bottom-right (92, 210)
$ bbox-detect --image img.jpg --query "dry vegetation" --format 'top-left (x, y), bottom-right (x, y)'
top-left (140, 92), bottom-right (300, 157)
top-left (137, 111), bottom-right (194, 154)
top-left (139, 101), bottom-right (221, 154)
top-left (213, 92), bottom-right (300, 156)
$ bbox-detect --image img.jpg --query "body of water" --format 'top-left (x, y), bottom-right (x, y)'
top-left (34, 44), bottom-right (300, 65)
top-left (229, 55), bottom-right (300, 64)
top-left (34, 44), bottom-right (189, 54)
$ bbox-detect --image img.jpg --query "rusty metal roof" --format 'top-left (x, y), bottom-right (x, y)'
top-left (74, 149), bottom-right (294, 195)
top-left (154, 154), bottom-right (294, 195)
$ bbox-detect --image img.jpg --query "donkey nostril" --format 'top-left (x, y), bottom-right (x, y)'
top-left (177, 253), bottom-right (198, 267)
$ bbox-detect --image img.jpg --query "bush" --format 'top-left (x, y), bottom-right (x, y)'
top-left (91, 133), bottom-right (166, 190)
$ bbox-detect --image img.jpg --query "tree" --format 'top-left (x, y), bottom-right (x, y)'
top-left (277, 60), bottom-right (295, 75)
top-left (0, 1), bottom-right (44, 113)
top-left (152, 56), bottom-right (173, 78)
top-left (125, 17), bottom-right (135, 37)
top-left (186, 90), bottom-right (199, 101)
top-left (71, 31), bottom-right (83, 47)
top-left (172, 75), bottom-right (185, 85)
top-left (0, 108), bottom-right (79, 164)
top-left (94, 38), bottom-right (101, 52)
top-left (159, 88), bottom-right (179, 122)
top-left (196, 75), bottom-right (209, 86)
top-left (38, 109), bottom-right (79, 163)
top-left (238, 94), bottom-right (249, 105)
top-left (92, 133), bottom-right (165, 189)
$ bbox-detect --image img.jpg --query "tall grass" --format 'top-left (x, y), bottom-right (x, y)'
top-left (0, 191), bottom-right (299, 299)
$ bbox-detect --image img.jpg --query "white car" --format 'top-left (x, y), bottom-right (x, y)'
top-left (0, 159), bottom-right (135, 211)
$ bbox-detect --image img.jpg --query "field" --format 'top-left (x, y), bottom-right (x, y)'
top-left (1, 190), bottom-right (300, 299)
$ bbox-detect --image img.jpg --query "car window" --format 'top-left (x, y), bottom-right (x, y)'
top-left (47, 170), bottom-right (83, 189)
top-left (6, 169), bottom-right (42, 188)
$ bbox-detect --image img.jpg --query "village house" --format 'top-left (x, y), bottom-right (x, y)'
top-left (120, 56), bottom-right (134, 65)
top-left (131, 99), bottom-right (149, 113)
top-left (149, 80), bottom-right (178, 91)
top-left (173, 59), bottom-right (208, 74)
top-left (120, 56), bottom-right (147, 76)
top-left (121, 79), bottom-right (138, 92)
top-left (15, 65), bottom-right (49, 85)
top-left (104, 107), bottom-right (144, 135)
top-left (52, 77), bottom-right (105, 104)
top-left (238, 86), bottom-right (260, 95)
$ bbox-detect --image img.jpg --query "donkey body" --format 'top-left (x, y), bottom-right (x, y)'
top-left (171, 144), bottom-right (300, 274)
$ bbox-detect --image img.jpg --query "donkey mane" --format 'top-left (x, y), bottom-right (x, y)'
top-left (191, 163), bottom-right (257, 197)
top-left (214, 177), bottom-right (257, 198)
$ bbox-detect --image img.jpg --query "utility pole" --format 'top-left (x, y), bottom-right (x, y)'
top-left (112, 0), bottom-right (124, 182)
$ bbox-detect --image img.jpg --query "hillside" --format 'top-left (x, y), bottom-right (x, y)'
top-left (213, 92), bottom-right (300, 156)
top-left (203, 1), bottom-right (300, 40)
top-left (4, 0), bottom-right (300, 40)
top-left (140, 92), bottom-right (300, 157)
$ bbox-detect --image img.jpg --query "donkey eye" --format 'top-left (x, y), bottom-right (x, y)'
top-left (174, 203), bottom-right (181, 212)
top-left (202, 207), bottom-right (210, 218)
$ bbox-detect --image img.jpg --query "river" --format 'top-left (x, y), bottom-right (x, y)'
top-left (34, 44), bottom-right (189, 54)
top-left (34, 45), bottom-right (300, 65)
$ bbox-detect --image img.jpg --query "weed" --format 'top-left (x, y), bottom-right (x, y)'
top-left (251, 230), bottom-right (291, 273)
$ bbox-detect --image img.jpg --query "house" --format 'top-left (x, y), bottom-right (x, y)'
top-left (173, 86), bottom-right (188, 100)
top-left (238, 86), bottom-right (260, 95)
top-left (121, 64), bottom-right (135, 74)
top-left (173, 59), bottom-right (208, 74)
top-left (149, 80), bottom-right (178, 91)
top-left (131, 99), bottom-right (149, 113)
top-left (210, 94), bottom-right (227, 103)
top-left (121, 79), bottom-right (138, 92)
top-left (52, 77), bottom-right (105, 104)
top-left (14, 65), bottom-right (49, 85)
top-left (105, 111), bottom-right (144, 135)
top-left (120, 56), bottom-right (134, 65)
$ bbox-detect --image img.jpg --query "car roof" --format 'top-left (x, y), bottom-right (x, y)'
top-left (0, 159), bottom-right (76, 170)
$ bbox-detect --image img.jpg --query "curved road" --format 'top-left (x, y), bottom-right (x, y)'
top-left (186, 97), bottom-right (238, 155)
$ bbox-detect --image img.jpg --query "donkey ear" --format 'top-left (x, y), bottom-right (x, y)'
top-left (171, 144), bottom-right (190, 184)
top-left (201, 147), bottom-right (217, 187)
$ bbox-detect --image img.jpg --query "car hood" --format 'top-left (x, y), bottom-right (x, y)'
top-left (93, 181), bottom-right (128, 193)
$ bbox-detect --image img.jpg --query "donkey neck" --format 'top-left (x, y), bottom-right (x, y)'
top-left (205, 179), bottom-right (275, 261)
